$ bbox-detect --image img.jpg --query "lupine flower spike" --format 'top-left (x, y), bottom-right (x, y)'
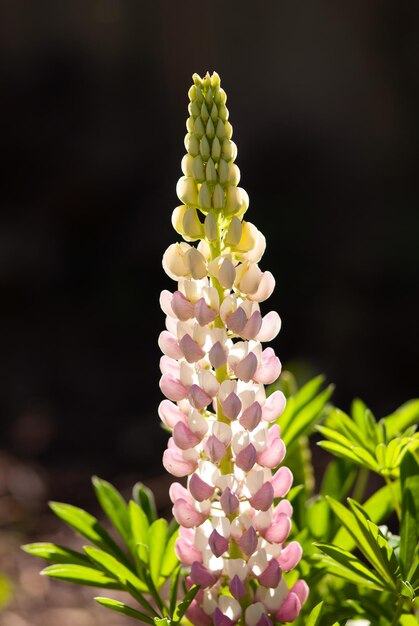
top-left (159, 71), bottom-right (308, 625)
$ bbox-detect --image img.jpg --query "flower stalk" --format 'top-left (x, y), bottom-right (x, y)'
top-left (159, 71), bottom-right (307, 625)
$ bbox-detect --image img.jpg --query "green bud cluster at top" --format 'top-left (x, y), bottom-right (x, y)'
top-left (176, 71), bottom-right (249, 240)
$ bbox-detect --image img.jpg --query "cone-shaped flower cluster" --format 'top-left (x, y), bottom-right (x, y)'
top-left (159, 72), bottom-right (307, 625)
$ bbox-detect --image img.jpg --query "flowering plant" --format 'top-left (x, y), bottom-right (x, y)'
top-left (24, 72), bottom-right (418, 626)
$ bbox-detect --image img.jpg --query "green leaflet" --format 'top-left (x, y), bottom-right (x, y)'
top-left (92, 476), bottom-right (133, 549)
top-left (22, 542), bottom-right (92, 567)
top-left (41, 563), bottom-right (122, 589)
top-left (304, 601), bottom-right (324, 626)
top-left (95, 597), bottom-right (155, 625)
top-left (399, 475), bottom-right (419, 581)
top-left (133, 482), bottom-right (158, 523)
top-left (148, 518), bottom-right (169, 587)
top-left (313, 542), bottom-right (386, 589)
top-left (84, 545), bottom-right (148, 593)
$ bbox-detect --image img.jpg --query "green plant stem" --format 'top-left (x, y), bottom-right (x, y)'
top-left (390, 597), bottom-right (404, 626)
top-left (384, 476), bottom-right (401, 521)
top-left (352, 467), bottom-right (369, 503)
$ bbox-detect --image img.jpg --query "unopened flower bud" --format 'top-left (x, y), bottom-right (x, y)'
top-left (210, 103), bottom-right (218, 122)
top-left (216, 118), bottom-right (226, 139)
top-left (199, 181), bottom-right (212, 210)
top-left (186, 134), bottom-right (199, 156)
top-left (172, 205), bottom-right (187, 235)
top-left (181, 154), bottom-right (194, 177)
top-left (188, 85), bottom-right (196, 101)
top-left (204, 212), bottom-right (218, 241)
top-left (187, 247), bottom-right (207, 279)
top-left (192, 155), bottom-right (205, 182)
top-left (194, 116), bottom-right (205, 138)
top-left (186, 116), bottom-right (195, 132)
top-left (212, 183), bottom-right (225, 210)
top-left (190, 100), bottom-right (200, 118)
top-left (200, 136), bottom-right (210, 160)
top-left (225, 216), bottom-right (243, 245)
top-left (222, 139), bottom-right (237, 161)
top-left (225, 121), bottom-right (233, 139)
top-left (183, 207), bottom-right (204, 239)
top-left (206, 117), bottom-right (215, 139)
top-left (176, 176), bottom-right (199, 206)
top-left (211, 136), bottom-right (221, 161)
top-left (218, 103), bottom-right (228, 121)
top-left (211, 71), bottom-right (221, 88)
top-left (225, 185), bottom-right (248, 216)
top-left (201, 102), bottom-right (209, 122)
top-left (205, 157), bottom-right (217, 183)
top-left (218, 158), bottom-right (230, 184)
top-left (205, 87), bottom-right (213, 107)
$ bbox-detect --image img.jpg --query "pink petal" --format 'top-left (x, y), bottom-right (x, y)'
top-left (172, 498), bottom-right (206, 528)
top-left (277, 541), bottom-right (303, 571)
top-left (195, 298), bottom-right (217, 326)
top-left (235, 443), bottom-right (257, 472)
top-left (249, 271), bottom-right (275, 302)
top-left (160, 373), bottom-right (188, 402)
top-left (274, 499), bottom-right (293, 518)
top-left (159, 289), bottom-right (175, 317)
top-left (209, 529), bottom-right (229, 557)
top-left (220, 487), bottom-right (240, 515)
top-left (163, 447), bottom-right (197, 478)
top-left (291, 579), bottom-right (309, 606)
top-left (205, 435), bottom-right (227, 463)
top-left (234, 351), bottom-right (258, 382)
top-left (227, 307), bottom-right (247, 334)
top-left (242, 310), bottom-right (263, 340)
top-left (179, 334), bottom-right (205, 363)
top-left (169, 481), bottom-right (190, 504)
top-left (171, 290), bottom-right (194, 320)
top-left (173, 421), bottom-right (201, 449)
top-left (255, 311), bottom-right (281, 342)
top-left (239, 401), bottom-right (262, 431)
top-left (253, 348), bottom-right (281, 385)
top-left (222, 392), bottom-right (242, 420)
top-left (175, 536), bottom-right (203, 565)
top-left (258, 558), bottom-right (281, 588)
top-left (275, 592), bottom-right (301, 622)
top-left (272, 466), bottom-right (293, 498)
top-left (209, 341), bottom-right (227, 369)
top-left (188, 384), bottom-right (212, 409)
top-left (158, 400), bottom-right (187, 429)
top-left (249, 481), bottom-right (274, 511)
top-left (189, 474), bottom-right (214, 501)
top-left (229, 574), bottom-right (247, 600)
top-left (264, 514), bottom-right (291, 544)
top-left (158, 331), bottom-right (183, 360)
top-left (261, 390), bottom-right (286, 422)
top-left (186, 600), bottom-right (213, 626)
top-left (159, 355), bottom-right (180, 376)
top-left (238, 526), bottom-right (258, 556)
top-left (190, 561), bottom-right (218, 587)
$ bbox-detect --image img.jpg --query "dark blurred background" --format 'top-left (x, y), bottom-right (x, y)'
top-left (0, 5), bottom-right (418, 618)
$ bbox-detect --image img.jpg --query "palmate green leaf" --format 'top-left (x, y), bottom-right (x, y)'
top-left (332, 483), bottom-right (395, 552)
top-left (326, 497), bottom-right (399, 591)
top-left (92, 476), bottom-right (132, 549)
top-left (95, 597), bottom-right (155, 625)
top-left (304, 601), bottom-right (324, 625)
top-left (384, 399), bottom-right (419, 437)
top-left (49, 501), bottom-right (130, 567)
top-left (84, 545), bottom-right (148, 592)
top-left (281, 385), bottom-right (334, 450)
top-left (400, 475), bottom-right (419, 580)
top-left (133, 482), bottom-right (158, 524)
top-left (313, 543), bottom-right (386, 590)
top-left (22, 542), bottom-right (92, 567)
top-left (317, 440), bottom-right (378, 471)
top-left (148, 518), bottom-right (168, 587)
top-left (41, 563), bottom-right (122, 589)
top-left (173, 584), bottom-right (200, 624)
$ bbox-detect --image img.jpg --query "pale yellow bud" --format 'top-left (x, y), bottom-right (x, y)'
top-left (205, 88), bottom-right (213, 107)
top-left (190, 100), bottom-right (200, 117)
top-left (218, 103), bottom-right (228, 121)
top-left (210, 103), bottom-right (218, 122)
top-left (192, 73), bottom-right (203, 87)
top-left (181, 154), bottom-right (194, 177)
top-left (204, 213), bottom-right (218, 241)
top-left (206, 118), bottom-right (215, 139)
top-left (212, 183), bottom-right (225, 211)
top-left (218, 159), bottom-right (230, 184)
top-left (200, 136), bottom-right (210, 160)
top-left (218, 88), bottom-right (227, 104)
top-left (186, 116), bottom-right (195, 132)
top-left (211, 136), bottom-right (221, 161)
top-left (225, 216), bottom-right (242, 245)
top-left (171, 205), bottom-right (187, 235)
top-left (205, 157), bottom-right (217, 183)
top-left (192, 155), bottom-right (205, 182)
top-left (225, 185), bottom-right (248, 216)
top-left (225, 121), bottom-right (233, 139)
top-left (203, 72), bottom-right (211, 90)
top-left (199, 181), bottom-right (212, 210)
top-left (188, 85), bottom-right (196, 101)
top-left (201, 102), bottom-right (209, 123)
top-left (216, 119), bottom-right (226, 139)
top-left (187, 247), bottom-right (207, 279)
top-left (211, 71), bottom-right (221, 88)
top-left (177, 176), bottom-right (198, 206)
top-left (183, 207), bottom-right (204, 239)
top-left (185, 134), bottom-right (199, 157)
top-left (221, 139), bottom-right (237, 162)
top-left (194, 116), bottom-right (205, 138)
top-left (229, 163), bottom-right (241, 186)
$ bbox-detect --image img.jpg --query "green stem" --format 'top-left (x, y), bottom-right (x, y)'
top-left (390, 597), bottom-right (404, 626)
top-left (384, 476), bottom-right (401, 521)
top-left (352, 467), bottom-right (369, 503)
